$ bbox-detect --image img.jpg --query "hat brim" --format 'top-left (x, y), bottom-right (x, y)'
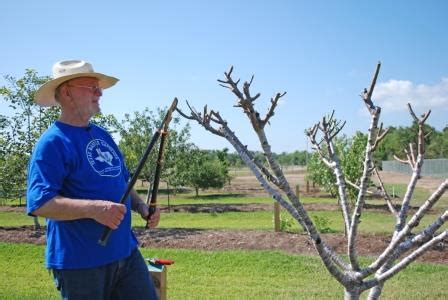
top-left (34, 72), bottom-right (119, 107)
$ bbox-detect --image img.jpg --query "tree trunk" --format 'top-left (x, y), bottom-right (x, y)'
top-left (167, 182), bottom-right (171, 213)
top-left (33, 216), bottom-right (40, 230)
top-left (367, 284), bottom-right (383, 300)
top-left (367, 260), bottom-right (393, 299)
top-left (195, 187), bottom-right (199, 197)
top-left (344, 287), bottom-right (361, 300)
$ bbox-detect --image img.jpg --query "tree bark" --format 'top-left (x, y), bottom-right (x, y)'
top-left (344, 287), bottom-right (361, 300)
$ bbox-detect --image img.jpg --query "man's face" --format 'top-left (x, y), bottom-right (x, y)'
top-left (65, 77), bottom-right (102, 119)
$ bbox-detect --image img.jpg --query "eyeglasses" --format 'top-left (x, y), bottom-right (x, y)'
top-left (68, 84), bottom-right (103, 94)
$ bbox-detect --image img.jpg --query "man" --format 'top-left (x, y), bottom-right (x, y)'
top-left (27, 60), bottom-right (160, 299)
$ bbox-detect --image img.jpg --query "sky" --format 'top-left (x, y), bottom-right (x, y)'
top-left (1, 0), bottom-right (447, 153)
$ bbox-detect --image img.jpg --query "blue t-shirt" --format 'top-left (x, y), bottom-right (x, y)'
top-left (27, 121), bottom-right (138, 269)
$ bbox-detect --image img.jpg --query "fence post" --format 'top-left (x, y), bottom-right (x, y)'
top-left (274, 202), bottom-right (280, 232)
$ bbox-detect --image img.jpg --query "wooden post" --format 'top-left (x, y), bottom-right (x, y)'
top-left (295, 184), bottom-right (300, 197)
top-left (150, 267), bottom-right (167, 300)
top-left (306, 180), bottom-right (310, 193)
top-left (274, 202), bottom-right (280, 232)
top-left (167, 182), bottom-right (171, 213)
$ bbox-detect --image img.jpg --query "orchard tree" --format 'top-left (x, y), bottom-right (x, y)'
top-left (426, 126), bottom-right (448, 158)
top-left (0, 70), bottom-right (121, 199)
top-left (1, 70), bottom-right (57, 228)
top-left (307, 132), bottom-right (367, 200)
top-left (276, 150), bottom-right (308, 166)
top-left (182, 148), bottom-right (229, 196)
top-left (307, 136), bottom-right (347, 197)
top-left (177, 63), bottom-right (446, 299)
top-left (0, 68), bottom-right (121, 229)
top-left (117, 106), bottom-right (192, 200)
top-left (0, 70), bottom-right (56, 197)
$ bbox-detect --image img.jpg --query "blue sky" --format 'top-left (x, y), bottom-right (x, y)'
top-left (1, 1), bottom-right (447, 153)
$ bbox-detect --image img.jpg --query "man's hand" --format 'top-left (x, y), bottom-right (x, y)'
top-left (92, 201), bottom-right (127, 229)
top-left (147, 207), bottom-right (161, 228)
top-left (136, 203), bottom-right (160, 228)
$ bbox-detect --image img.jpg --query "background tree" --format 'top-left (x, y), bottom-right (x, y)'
top-left (1, 70), bottom-right (57, 228)
top-left (117, 107), bottom-right (192, 199)
top-left (275, 150), bottom-right (308, 166)
top-left (0, 69), bottom-right (123, 203)
top-left (307, 136), bottom-right (347, 197)
top-left (373, 122), bottom-right (446, 164)
top-left (180, 148), bottom-right (229, 196)
top-left (0, 70), bottom-right (54, 199)
top-left (177, 64), bottom-right (446, 299)
top-left (426, 126), bottom-right (448, 158)
top-left (226, 151), bottom-right (245, 167)
top-left (307, 132), bottom-right (367, 200)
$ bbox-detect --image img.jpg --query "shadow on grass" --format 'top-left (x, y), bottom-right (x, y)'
top-left (135, 187), bottom-right (192, 195)
top-left (134, 228), bottom-right (206, 245)
top-left (186, 193), bottom-right (247, 200)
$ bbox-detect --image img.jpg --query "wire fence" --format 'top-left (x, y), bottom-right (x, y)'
top-left (382, 159), bottom-right (448, 178)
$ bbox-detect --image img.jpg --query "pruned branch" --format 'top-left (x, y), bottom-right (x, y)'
top-left (392, 104), bottom-right (432, 236)
top-left (373, 168), bottom-right (398, 217)
top-left (218, 66), bottom-right (286, 130)
top-left (393, 154), bottom-right (409, 165)
top-left (372, 123), bottom-right (389, 151)
top-left (361, 61), bottom-right (381, 114)
top-left (306, 113), bottom-right (352, 239)
top-left (176, 100), bottom-right (225, 137)
top-left (407, 103), bottom-right (431, 156)
top-left (260, 92), bottom-right (286, 127)
top-left (368, 230), bottom-right (447, 285)
top-left (362, 179), bottom-right (448, 279)
top-left (346, 179), bottom-right (374, 195)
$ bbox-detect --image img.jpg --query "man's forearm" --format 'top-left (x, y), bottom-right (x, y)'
top-left (130, 189), bottom-right (146, 212)
top-left (32, 196), bottom-right (127, 229)
top-left (32, 196), bottom-right (103, 220)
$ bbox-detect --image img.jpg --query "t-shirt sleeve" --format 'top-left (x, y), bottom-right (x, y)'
top-left (26, 138), bottom-right (70, 216)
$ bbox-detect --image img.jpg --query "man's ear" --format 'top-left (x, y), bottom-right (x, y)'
top-left (59, 84), bottom-right (73, 103)
top-left (62, 85), bottom-right (71, 98)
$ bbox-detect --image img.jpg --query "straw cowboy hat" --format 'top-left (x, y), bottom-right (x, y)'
top-left (35, 60), bottom-right (119, 107)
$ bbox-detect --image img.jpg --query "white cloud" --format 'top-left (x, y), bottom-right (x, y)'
top-left (372, 78), bottom-right (448, 112)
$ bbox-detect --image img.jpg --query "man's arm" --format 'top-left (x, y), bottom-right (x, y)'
top-left (32, 196), bottom-right (126, 229)
top-left (130, 189), bottom-right (160, 228)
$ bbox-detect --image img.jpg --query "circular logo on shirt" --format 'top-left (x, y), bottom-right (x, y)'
top-left (86, 139), bottom-right (122, 177)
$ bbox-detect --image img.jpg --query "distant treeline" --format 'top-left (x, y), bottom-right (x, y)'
top-left (373, 123), bottom-right (448, 162)
top-left (206, 149), bottom-right (309, 167)
top-left (205, 122), bottom-right (448, 167)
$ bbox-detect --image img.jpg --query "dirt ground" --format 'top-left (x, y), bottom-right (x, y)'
top-left (0, 223), bottom-right (446, 264)
top-left (0, 170), bottom-right (446, 264)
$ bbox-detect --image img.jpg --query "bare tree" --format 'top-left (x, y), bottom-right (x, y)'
top-left (176, 63), bottom-right (447, 299)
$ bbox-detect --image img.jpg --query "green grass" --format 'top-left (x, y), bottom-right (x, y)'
top-left (0, 243), bottom-right (56, 299)
top-left (1, 208), bottom-right (444, 235)
top-left (0, 243), bottom-right (448, 299)
top-left (0, 211), bottom-right (44, 227)
top-left (383, 183), bottom-right (429, 202)
top-left (155, 194), bottom-right (275, 205)
top-left (134, 210), bottom-right (444, 234)
top-left (0, 243), bottom-right (446, 299)
top-left (383, 183), bottom-right (448, 210)
top-left (137, 184), bottom-right (448, 211)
